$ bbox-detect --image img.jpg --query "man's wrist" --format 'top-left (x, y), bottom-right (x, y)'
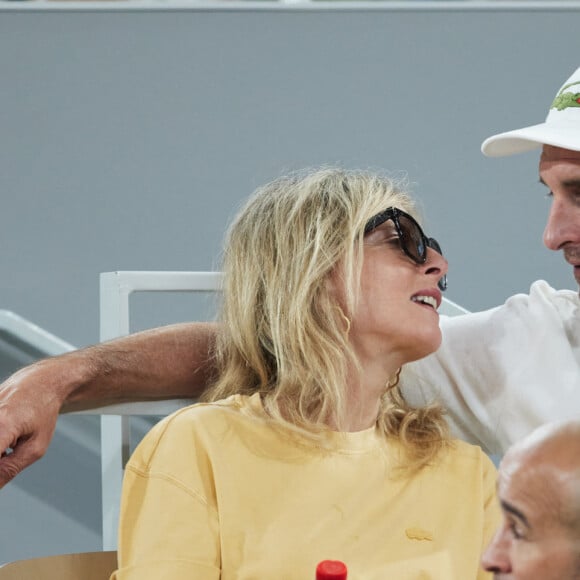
top-left (46, 348), bottom-right (103, 410)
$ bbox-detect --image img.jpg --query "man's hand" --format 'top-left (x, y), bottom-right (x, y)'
top-left (0, 361), bottom-right (68, 487)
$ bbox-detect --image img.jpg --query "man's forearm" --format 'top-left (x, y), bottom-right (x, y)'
top-left (60, 321), bottom-right (217, 411)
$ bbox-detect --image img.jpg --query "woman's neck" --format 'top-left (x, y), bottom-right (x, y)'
top-left (341, 360), bottom-right (400, 432)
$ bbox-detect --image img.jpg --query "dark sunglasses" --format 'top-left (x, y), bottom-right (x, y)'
top-left (364, 207), bottom-right (447, 292)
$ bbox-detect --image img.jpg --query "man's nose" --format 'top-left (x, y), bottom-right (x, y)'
top-left (481, 529), bottom-right (512, 573)
top-left (543, 199), bottom-right (580, 251)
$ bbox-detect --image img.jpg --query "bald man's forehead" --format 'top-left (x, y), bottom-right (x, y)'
top-left (499, 450), bottom-right (577, 530)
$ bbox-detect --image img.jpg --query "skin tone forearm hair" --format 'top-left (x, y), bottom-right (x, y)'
top-left (0, 321), bottom-right (216, 487)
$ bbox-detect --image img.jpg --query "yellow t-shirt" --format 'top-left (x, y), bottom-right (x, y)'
top-left (112, 394), bottom-right (499, 580)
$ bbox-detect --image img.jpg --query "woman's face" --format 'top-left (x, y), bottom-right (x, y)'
top-left (345, 215), bottom-right (448, 368)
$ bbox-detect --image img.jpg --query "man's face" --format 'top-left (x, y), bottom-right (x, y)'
top-left (481, 448), bottom-right (580, 579)
top-left (541, 146), bottom-right (580, 286)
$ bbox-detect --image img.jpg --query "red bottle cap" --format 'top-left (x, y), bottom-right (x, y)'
top-left (316, 560), bottom-right (348, 580)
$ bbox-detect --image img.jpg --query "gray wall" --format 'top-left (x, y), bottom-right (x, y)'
top-left (1, 4), bottom-right (579, 348)
top-left (0, 1), bottom-right (579, 562)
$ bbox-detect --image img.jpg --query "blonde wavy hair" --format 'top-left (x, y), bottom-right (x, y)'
top-left (204, 167), bottom-right (449, 470)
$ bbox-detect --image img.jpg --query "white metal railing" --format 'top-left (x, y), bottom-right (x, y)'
top-left (98, 271), bottom-right (221, 550)
top-left (0, 310), bottom-right (75, 358)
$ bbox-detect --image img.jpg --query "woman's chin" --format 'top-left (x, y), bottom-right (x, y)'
top-left (407, 333), bottom-right (442, 363)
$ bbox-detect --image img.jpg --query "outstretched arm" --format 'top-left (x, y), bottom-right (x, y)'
top-left (0, 321), bottom-right (216, 487)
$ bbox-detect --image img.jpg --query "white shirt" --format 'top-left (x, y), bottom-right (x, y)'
top-left (402, 280), bottom-right (580, 455)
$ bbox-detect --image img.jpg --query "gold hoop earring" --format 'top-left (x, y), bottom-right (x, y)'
top-left (386, 367), bottom-right (402, 392)
top-left (334, 306), bottom-right (351, 335)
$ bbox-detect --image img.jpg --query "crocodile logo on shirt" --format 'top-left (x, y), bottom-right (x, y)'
top-left (405, 527), bottom-right (433, 541)
top-left (550, 80), bottom-right (580, 111)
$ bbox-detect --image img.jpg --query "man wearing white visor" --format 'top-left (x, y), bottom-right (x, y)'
top-left (402, 65), bottom-right (580, 455)
top-left (1, 67), bottom-right (580, 486)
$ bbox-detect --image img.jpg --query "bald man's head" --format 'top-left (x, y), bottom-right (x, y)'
top-left (482, 420), bottom-right (580, 579)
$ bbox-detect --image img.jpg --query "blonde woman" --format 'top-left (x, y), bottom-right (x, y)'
top-left (112, 168), bottom-right (498, 580)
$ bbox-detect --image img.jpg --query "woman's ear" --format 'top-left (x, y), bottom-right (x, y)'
top-left (325, 263), bottom-right (344, 301)
top-left (325, 263), bottom-right (350, 321)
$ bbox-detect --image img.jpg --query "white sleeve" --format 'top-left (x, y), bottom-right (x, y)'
top-left (401, 281), bottom-right (580, 455)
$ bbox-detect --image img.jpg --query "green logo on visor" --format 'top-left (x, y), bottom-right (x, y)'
top-left (551, 80), bottom-right (580, 111)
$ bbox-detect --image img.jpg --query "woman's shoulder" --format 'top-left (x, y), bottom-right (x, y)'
top-left (436, 438), bottom-right (497, 477)
top-left (128, 394), bottom-right (259, 470)
top-left (150, 393), bottom-right (258, 436)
